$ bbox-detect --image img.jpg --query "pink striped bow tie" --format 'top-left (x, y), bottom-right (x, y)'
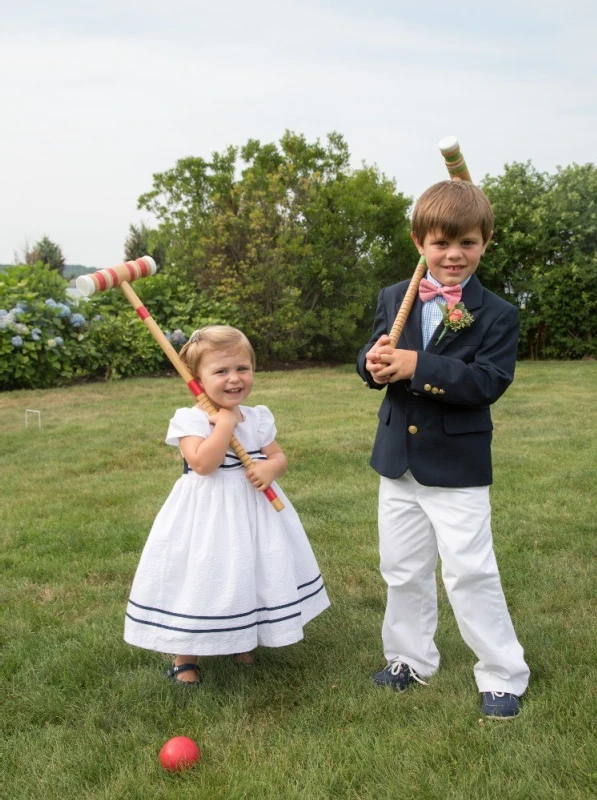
top-left (418, 278), bottom-right (462, 305)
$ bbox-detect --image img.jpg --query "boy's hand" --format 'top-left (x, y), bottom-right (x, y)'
top-left (368, 340), bottom-right (418, 383)
top-left (246, 460), bottom-right (278, 492)
top-left (366, 335), bottom-right (392, 384)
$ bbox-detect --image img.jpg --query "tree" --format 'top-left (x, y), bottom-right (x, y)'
top-left (138, 131), bottom-right (413, 361)
top-left (482, 161), bottom-right (597, 358)
top-left (524, 163), bottom-right (597, 358)
top-left (124, 222), bottom-right (166, 270)
top-left (481, 162), bottom-right (549, 305)
top-left (24, 236), bottom-right (66, 274)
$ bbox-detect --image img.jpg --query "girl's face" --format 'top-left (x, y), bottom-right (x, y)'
top-left (197, 347), bottom-right (254, 408)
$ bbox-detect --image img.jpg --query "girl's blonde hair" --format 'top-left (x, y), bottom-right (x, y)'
top-left (411, 180), bottom-right (494, 244)
top-left (179, 325), bottom-right (256, 378)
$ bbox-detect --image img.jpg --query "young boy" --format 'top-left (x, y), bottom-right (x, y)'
top-left (356, 180), bottom-right (529, 718)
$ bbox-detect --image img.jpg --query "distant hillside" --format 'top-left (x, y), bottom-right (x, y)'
top-left (0, 263), bottom-right (97, 277)
top-left (62, 264), bottom-right (97, 279)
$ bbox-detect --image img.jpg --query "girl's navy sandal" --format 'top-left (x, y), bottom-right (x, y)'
top-left (166, 662), bottom-right (201, 685)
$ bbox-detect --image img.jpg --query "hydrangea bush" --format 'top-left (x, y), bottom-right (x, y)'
top-left (1, 264), bottom-right (242, 390)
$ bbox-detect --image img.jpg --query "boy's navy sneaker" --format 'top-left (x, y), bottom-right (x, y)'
top-left (371, 659), bottom-right (428, 692)
top-left (481, 691), bottom-right (521, 718)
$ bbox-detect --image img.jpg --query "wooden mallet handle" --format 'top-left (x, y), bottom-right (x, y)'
top-left (388, 256), bottom-right (427, 348)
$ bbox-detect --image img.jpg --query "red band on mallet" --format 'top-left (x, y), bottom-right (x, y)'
top-left (135, 258), bottom-right (149, 276)
top-left (187, 379), bottom-right (203, 396)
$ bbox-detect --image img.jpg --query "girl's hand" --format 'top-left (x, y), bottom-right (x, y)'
top-left (207, 408), bottom-right (241, 428)
top-left (182, 407), bottom-right (242, 476)
top-left (246, 442), bottom-right (287, 491)
top-left (246, 460), bottom-right (278, 492)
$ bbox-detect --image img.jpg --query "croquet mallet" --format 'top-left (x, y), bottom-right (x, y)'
top-left (386, 136), bottom-right (474, 348)
top-left (76, 259), bottom-right (284, 511)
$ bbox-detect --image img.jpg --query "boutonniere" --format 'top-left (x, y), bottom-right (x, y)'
top-left (436, 302), bottom-right (474, 344)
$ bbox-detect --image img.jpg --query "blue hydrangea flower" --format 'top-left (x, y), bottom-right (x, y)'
top-left (11, 335), bottom-right (24, 347)
top-left (164, 330), bottom-right (172, 342)
top-left (16, 302), bottom-right (28, 310)
top-left (0, 309), bottom-right (7, 317)
top-left (93, 314), bottom-right (103, 322)
top-left (0, 318), bottom-right (8, 330)
top-left (170, 329), bottom-right (188, 346)
top-left (31, 328), bottom-right (42, 341)
top-left (69, 313), bottom-right (86, 328)
top-left (10, 306), bottom-right (25, 316)
top-left (57, 303), bottom-right (72, 318)
top-left (45, 298), bottom-right (57, 307)
top-left (55, 336), bottom-right (64, 346)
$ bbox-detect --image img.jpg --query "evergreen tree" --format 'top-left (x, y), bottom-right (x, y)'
top-left (24, 236), bottom-right (66, 274)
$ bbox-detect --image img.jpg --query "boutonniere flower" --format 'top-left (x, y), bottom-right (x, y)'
top-left (436, 302), bottom-right (474, 344)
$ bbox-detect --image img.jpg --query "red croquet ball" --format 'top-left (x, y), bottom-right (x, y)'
top-left (159, 736), bottom-right (201, 771)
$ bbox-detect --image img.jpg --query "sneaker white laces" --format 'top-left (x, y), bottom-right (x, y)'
top-left (388, 660), bottom-right (428, 685)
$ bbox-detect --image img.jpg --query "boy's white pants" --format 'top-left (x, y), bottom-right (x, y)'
top-left (379, 472), bottom-right (529, 696)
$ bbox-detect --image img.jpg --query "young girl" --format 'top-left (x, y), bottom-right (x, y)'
top-left (124, 325), bottom-right (330, 684)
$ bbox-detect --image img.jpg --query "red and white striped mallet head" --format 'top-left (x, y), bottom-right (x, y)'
top-left (76, 256), bottom-right (157, 297)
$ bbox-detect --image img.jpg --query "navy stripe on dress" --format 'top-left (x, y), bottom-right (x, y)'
top-left (183, 450), bottom-right (266, 474)
top-left (127, 576), bottom-right (325, 621)
top-left (125, 584), bottom-right (326, 634)
top-left (125, 610), bottom-right (303, 634)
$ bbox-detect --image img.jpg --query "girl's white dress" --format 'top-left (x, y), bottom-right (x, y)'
top-left (124, 404), bottom-right (329, 655)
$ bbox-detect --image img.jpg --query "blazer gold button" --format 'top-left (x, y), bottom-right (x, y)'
top-left (431, 387), bottom-right (439, 394)
top-left (439, 389), bottom-right (445, 394)
top-left (408, 425), bottom-right (418, 434)
top-left (412, 392), bottom-right (420, 396)
top-left (424, 384), bottom-right (431, 392)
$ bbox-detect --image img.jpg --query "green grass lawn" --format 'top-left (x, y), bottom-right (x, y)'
top-left (1, 362), bottom-right (596, 799)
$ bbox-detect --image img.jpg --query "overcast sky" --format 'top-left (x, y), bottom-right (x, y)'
top-left (1, 0), bottom-right (595, 268)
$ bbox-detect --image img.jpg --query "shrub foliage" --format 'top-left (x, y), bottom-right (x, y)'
top-left (0, 265), bottom-right (240, 390)
top-left (2, 136), bottom-right (595, 390)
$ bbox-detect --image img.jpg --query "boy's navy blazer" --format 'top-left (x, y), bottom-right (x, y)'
top-left (356, 273), bottom-right (519, 487)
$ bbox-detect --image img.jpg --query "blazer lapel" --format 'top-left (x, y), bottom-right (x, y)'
top-left (425, 274), bottom-right (484, 354)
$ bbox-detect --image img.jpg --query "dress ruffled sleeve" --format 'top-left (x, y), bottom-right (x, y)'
top-left (255, 405), bottom-right (277, 448)
top-left (165, 407), bottom-right (211, 447)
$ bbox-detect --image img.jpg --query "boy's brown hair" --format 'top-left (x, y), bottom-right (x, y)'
top-left (411, 180), bottom-right (494, 244)
top-left (179, 325), bottom-right (256, 378)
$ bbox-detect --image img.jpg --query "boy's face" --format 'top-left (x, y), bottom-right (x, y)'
top-left (411, 228), bottom-right (490, 287)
